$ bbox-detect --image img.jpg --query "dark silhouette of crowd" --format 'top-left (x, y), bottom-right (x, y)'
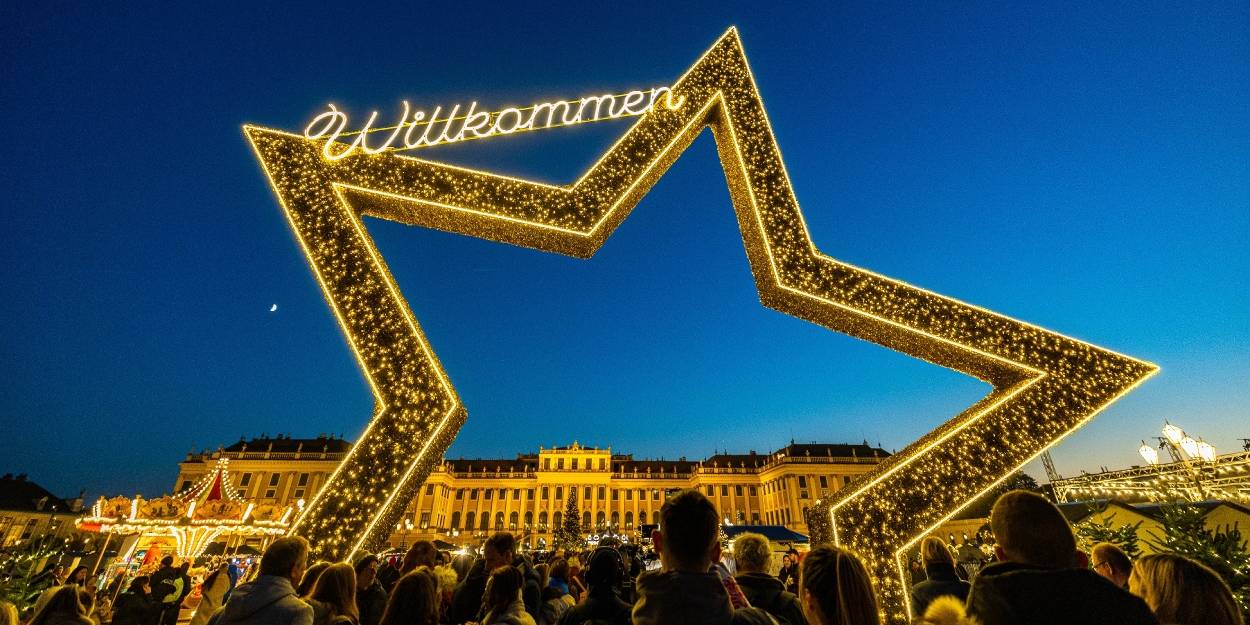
top-left (11, 488), bottom-right (1242, 625)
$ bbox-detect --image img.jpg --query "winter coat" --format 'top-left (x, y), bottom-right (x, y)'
top-left (632, 570), bottom-right (778, 625)
top-left (484, 597), bottom-right (537, 625)
top-left (355, 579), bottom-right (388, 625)
top-left (191, 574), bottom-right (232, 625)
top-left (539, 597), bottom-right (569, 625)
top-left (965, 561), bottom-right (1158, 625)
top-left (775, 565), bottom-right (798, 595)
top-left (149, 566), bottom-right (180, 603)
top-left (910, 562), bottom-right (971, 617)
top-left (112, 591), bottom-right (163, 625)
top-left (546, 577), bottom-right (569, 596)
top-left (512, 555), bottom-right (544, 622)
top-left (205, 575), bottom-right (314, 625)
top-left (554, 585), bottom-right (631, 625)
top-left (734, 572), bottom-right (806, 625)
top-left (449, 559), bottom-right (488, 625)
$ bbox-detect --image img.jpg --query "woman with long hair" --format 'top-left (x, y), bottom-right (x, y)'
top-left (308, 563), bottom-right (360, 625)
top-left (63, 566), bottom-right (89, 587)
top-left (798, 546), bottom-right (881, 625)
top-left (377, 570), bottom-right (439, 625)
top-left (1130, 552), bottom-right (1244, 625)
top-left (189, 562), bottom-right (231, 625)
top-left (298, 562), bottom-right (332, 598)
top-left (545, 559), bottom-right (569, 596)
top-left (28, 586), bottom-right (94, 625)
top-left (480, 566), bottom-right (534, 625)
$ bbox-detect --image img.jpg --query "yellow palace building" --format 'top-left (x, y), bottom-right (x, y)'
top-left (174, 435), bottom-right (889, 550)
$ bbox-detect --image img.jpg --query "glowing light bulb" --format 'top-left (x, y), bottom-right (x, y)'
top-left (1180, 436), bottom-right (1200, 458)
top-left (1162, 422), bottom-right (1185, 445)
top-left (1139, 442), bottom-right (1159, 466)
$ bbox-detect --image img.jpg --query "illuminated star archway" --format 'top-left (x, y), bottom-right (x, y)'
top-left (245, 27), bottom-right (1155, 621)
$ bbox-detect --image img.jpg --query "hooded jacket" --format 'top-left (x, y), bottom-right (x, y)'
top-left (111, 591), bottom-right (163, 625)
top-left (205, 575), bottom-right (314, 625)
top-left (910, 562), bottom-right (971, 618)
top-left (554, 584), bottom-right (632, 625)
top-left (965, 561), bottom-right (1158, 625)
top-left (484, 597), bottom-right (537, 625)
top-left (632, 570), bottom-right (778, 625)
top-left (733, 572), bottom-right (806, 625)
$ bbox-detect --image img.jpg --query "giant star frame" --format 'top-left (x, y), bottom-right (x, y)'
top-left (246, 28), bottom-right (1156, 621)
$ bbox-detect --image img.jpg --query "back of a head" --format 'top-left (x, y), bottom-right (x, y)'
top-left (1130, 553), bottom-right (1243, 625)
top-left (920, 536), bottom-right (954, 567)
top-left (29, 586), bottom-right (84, 625)
top-left (658, 489), bottom-right (720, 570)
top-left (1091, 543), bottom-right (1132, 577)
top-left (732, 532), bottom-right (773, 574)
top-left (799, 546), bottom-right (881, 625)
top-left (406, 540), bottom-right (438, 569)
top-left (989, 490), bottom-right (1075, 569)
top-left (297, 561), bottom-right (331, 597)
top-left (128, 575), bottom-right (150, 594)
top-left (487, 566), bottom-right (524, 615)
top-left (485, 532), bottom-right (516, 558)
top-left (586, 548), bottom-right (622, 588)
top-left (259, 536), bottom-right (310, 577)
top-left (548, 558), bottom-right (569, 581)
top-left (311, 563), bottom-right (360, 622)
top-left (161, 556), bottom-right (174, 567)
top-left (379, 570), bottom-right (439, 625)
top-left (452, 554), bottom-right (474, 582)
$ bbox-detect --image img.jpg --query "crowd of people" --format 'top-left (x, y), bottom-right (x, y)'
top-left (1, 489), bottom-right (1244, 625)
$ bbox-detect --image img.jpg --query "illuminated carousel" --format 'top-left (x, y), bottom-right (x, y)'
top-left (75, 458), bottom-right (299, 559)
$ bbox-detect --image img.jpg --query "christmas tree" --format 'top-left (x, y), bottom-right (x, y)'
top-left (553, 487), bottom-right (586, 551)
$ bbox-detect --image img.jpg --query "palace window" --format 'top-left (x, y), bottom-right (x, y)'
top-left (735, 485), bottom-right (743, 497)
top-left (612, 489), bottom-right (619, 500)
top-left (527, 489), bottom-right (535, 500)
top-left (751, 512), bottom-right (759, 524)
top-left (180, 481), bottom-right (192, 492)
top-left (500, 489), bottom-right (507, 499)
top-left (299, 473), bottom-right (310, 487)
top-left (264, 490), bottom-right (275, 498)
top-left (484, 490), bottom-right (492, 501)
top-left (625, 489), bottom-right (632, 501)
top-left (509, 512), bottom-right (518, 530)
top-left (598, 458), bottom-right (606, 470)
top-left (538, 511), bottom-right (548, 528)
top-left (426, 484), bottom-right (435, 496)
top-left (653, 489), bottom-right (660, 500)
top-left (544, 458), bottom-right (551, 470)
top-left (294, 489), bottom-right (304, 498)
top-left (513, 489), bottom-right (521, 500)
top-left (844, 476), bottom-right (851, 485)
top-left (451, 512), bottom-right (461, 529)
top-left (721, 485), bottom-right (729, 497)
top-left (555, 487), bottom-right (563, 500)
top-left (749, 486), bottom-right (757, 496)
top-left (584, 487), bottom-right (592, 500)
top-left (800, 491), bottom-right (808, 499)
top-left (597, 487), bottom-right (605, 500)
top-left (592, 511), bottom-right (602, 530)
top-left (819, 476), bottom-right (828, 489)
top-left (268, 474), bottom-right (280, 487)
top-left (610, 511), bottom-right (619, 528)
top-left (558, 459), bottom-right (565, 470)
top-left (706, 486), bottom-right (714, 496)
top-left (240, 473), bottom-right (252, 486)
top-left (480, 514), bottom-right (490, 531)
top-left (456, 489), bottom-right (464, 500)
top-left (625, 511), bottom-right (633, 529)
top-left (639, 510), bottom-right (647, 525)
top-left (553, 511), bottom-right (562, 528)
top-left (524, 511), bottom-right (532, 529)
top-left (420, 512), bottom-right (430, 529)
top-left (798, 476), bottom-right (807, 489)
top-left (582, 512), bottom-right (591, 530)
top-left (465, 512), bottom-right (475, 529)
top-left (571, 459), bottom-right (579, 470)
top-left (541, 487), bottom-right (549, 500)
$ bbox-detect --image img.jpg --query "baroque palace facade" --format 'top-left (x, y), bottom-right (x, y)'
top-left (174, 435), bottom-right (889, 550)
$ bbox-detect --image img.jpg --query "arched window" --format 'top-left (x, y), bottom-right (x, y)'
top-left (596, 511), bottom-right (606, 529)
top-left (802, 507), bottom-right (809, 523)
top-left (509, 512), bottom-right (518, 530)
top-left (624, 511), bottom-right (633, 530)
top-left (524, 511), bottom-right (533, 529)
top-left (495, 512), bottom-right (505, 530)
top-left (538, 511), bottom-right (548, 528)
top-left (450, 511), bottom-right (461, 529)
top-left (582, 511), bottom-right (591, 531)
top-left (610, 511), bottom-right (619, 528)
top-left (480, 513), bottom-right (490, 531)
top-left (465, 511), bottom-right (475, 531)
top-left (553, 511), bottom-right (562, 528)
top-left (639, 510), bottom-right (647, 525)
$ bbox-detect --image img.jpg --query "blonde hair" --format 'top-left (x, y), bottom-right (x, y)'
top-left (1129, 553), bottom-right (1243, 625)
top-left (920, 537), bottom-right (954, 566)
top-left (799, 546), bottom-right (881, 625)
top-left (733, 533), bottom-right (774, 573)
top-left (0, 601), bottom-right (19, 625)
top-left (28, 587), bottom-right (86, 625)
top-left (311, 563), bottom-right (360, 625)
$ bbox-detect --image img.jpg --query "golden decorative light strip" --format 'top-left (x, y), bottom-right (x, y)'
top-left (245, 27), bottom-right (1156, 620)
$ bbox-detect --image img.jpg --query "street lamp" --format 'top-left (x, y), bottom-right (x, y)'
top-left (1162, 422), bottom-right (1185, 446)
top-left (1180, 436), bottom-right (1200, 459)
top-left (1197, 440), bottom-right (1217, 463)
top-left (1139, 442), bottom-right (1159, 465)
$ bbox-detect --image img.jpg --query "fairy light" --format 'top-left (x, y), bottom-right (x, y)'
top-left (245, 27), bottom-right (1156, 620)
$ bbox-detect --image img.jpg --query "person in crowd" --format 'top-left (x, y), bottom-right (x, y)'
top-left (482, 534), bottom-right (541, 620)
top-left (796, 546), bottom-right (879, 625)
top-left (307, 563), bottom-right (360, 625)
top-left (476, 566), bottom-right (535, 625)
top-left (555, 548), bottom-right (631, 625)
top-left (400, 541), bottom-right (439, 575)
top-left (353, 554), bottom-right (388, 625)
top-left (299, 562), bottom-right (332, 599)
top-left (1091, 543), bottom-right (1133, 589)
top-left (149, 557), bottom-right (179, 598)
top-left (533, 564), bottom-right (549, 594)
top-left (191, 563), bottom-right (233, 625)
top-left (451, 554), bottom-right (474, 583)
top-left (632, 489), bottom-right (777, 625)
top-left (167, 562), bottom-right (193, 625)
top-left (449, 556), bottom-right (490, 625)
top-left (206, 536), bottom-right (314, 625)
top-left (110, 576), bottom-right (163, 625)
top-left (1129, 552), bottom-right (1244, 625)
top-left (910, 536), bottom-right (971, 618)
top-left (964, 490), bottom-right (1157, 625)
top-left (777, 554), bottom-right (798, 595)
top-left (28, 586), bottom-right (94, 625)
top-left (909, 560), bottom-right (927, 585)
top-left (0, 600), bottom-right (17, 625)
top-left (537, 587), bottom-right (568, 625)
top-left (545, 559), bottom-right (570, 596)
top-left (732, 532), bottom-right (805, 625)
top-left (63, 566), bottom-right (89, 588)
top-left (378, 570), bottom-right (440, 625)
top-left (105, 569), bottom-right (129, 602)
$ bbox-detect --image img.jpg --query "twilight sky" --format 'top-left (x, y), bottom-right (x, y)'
top-left (1, 1), bottom-right (1246, 499)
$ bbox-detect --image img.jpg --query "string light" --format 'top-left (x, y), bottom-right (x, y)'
top-left (245, 27), bottom-right (1156, 620)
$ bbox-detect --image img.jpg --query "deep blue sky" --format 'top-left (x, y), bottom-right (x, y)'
top-left (2, 2), bottom-right (1246, 499)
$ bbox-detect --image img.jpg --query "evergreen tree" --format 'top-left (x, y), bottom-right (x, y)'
top-left (957, 472), bottom-right (1044, 520)
top-left (0, 534), bottom-right (64, 617)
top-left (553, 487), bottom-right (586, 551)
top-left (1073, 501), bottom-right (1142, 560)
top-left (1150, 503), bottom-right (1250, 619)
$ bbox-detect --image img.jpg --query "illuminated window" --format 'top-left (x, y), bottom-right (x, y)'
top-left (538, 511), bottom-right (548, 528)
top-left (420, 512), bottom-right (430, 529)
top-left (653, 489), bottom-right (660, 500)
top-left (508, 512), bottom-right (517, 530)
top-left (625, 511), bottom-right (633, 529)
top-left (582, 512), bottom-right (591, 530)
top-left (524, 511), bottom-right (532, 529)
top-left (553, 511), bottom-right (562, 528)
top-left (610, 511), bottom-right (618, 528)
top-left (639, 511), bottom-right (648, 525)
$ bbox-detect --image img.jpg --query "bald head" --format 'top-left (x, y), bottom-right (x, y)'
top-left (990, 490), bottom-right (1076, 569)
